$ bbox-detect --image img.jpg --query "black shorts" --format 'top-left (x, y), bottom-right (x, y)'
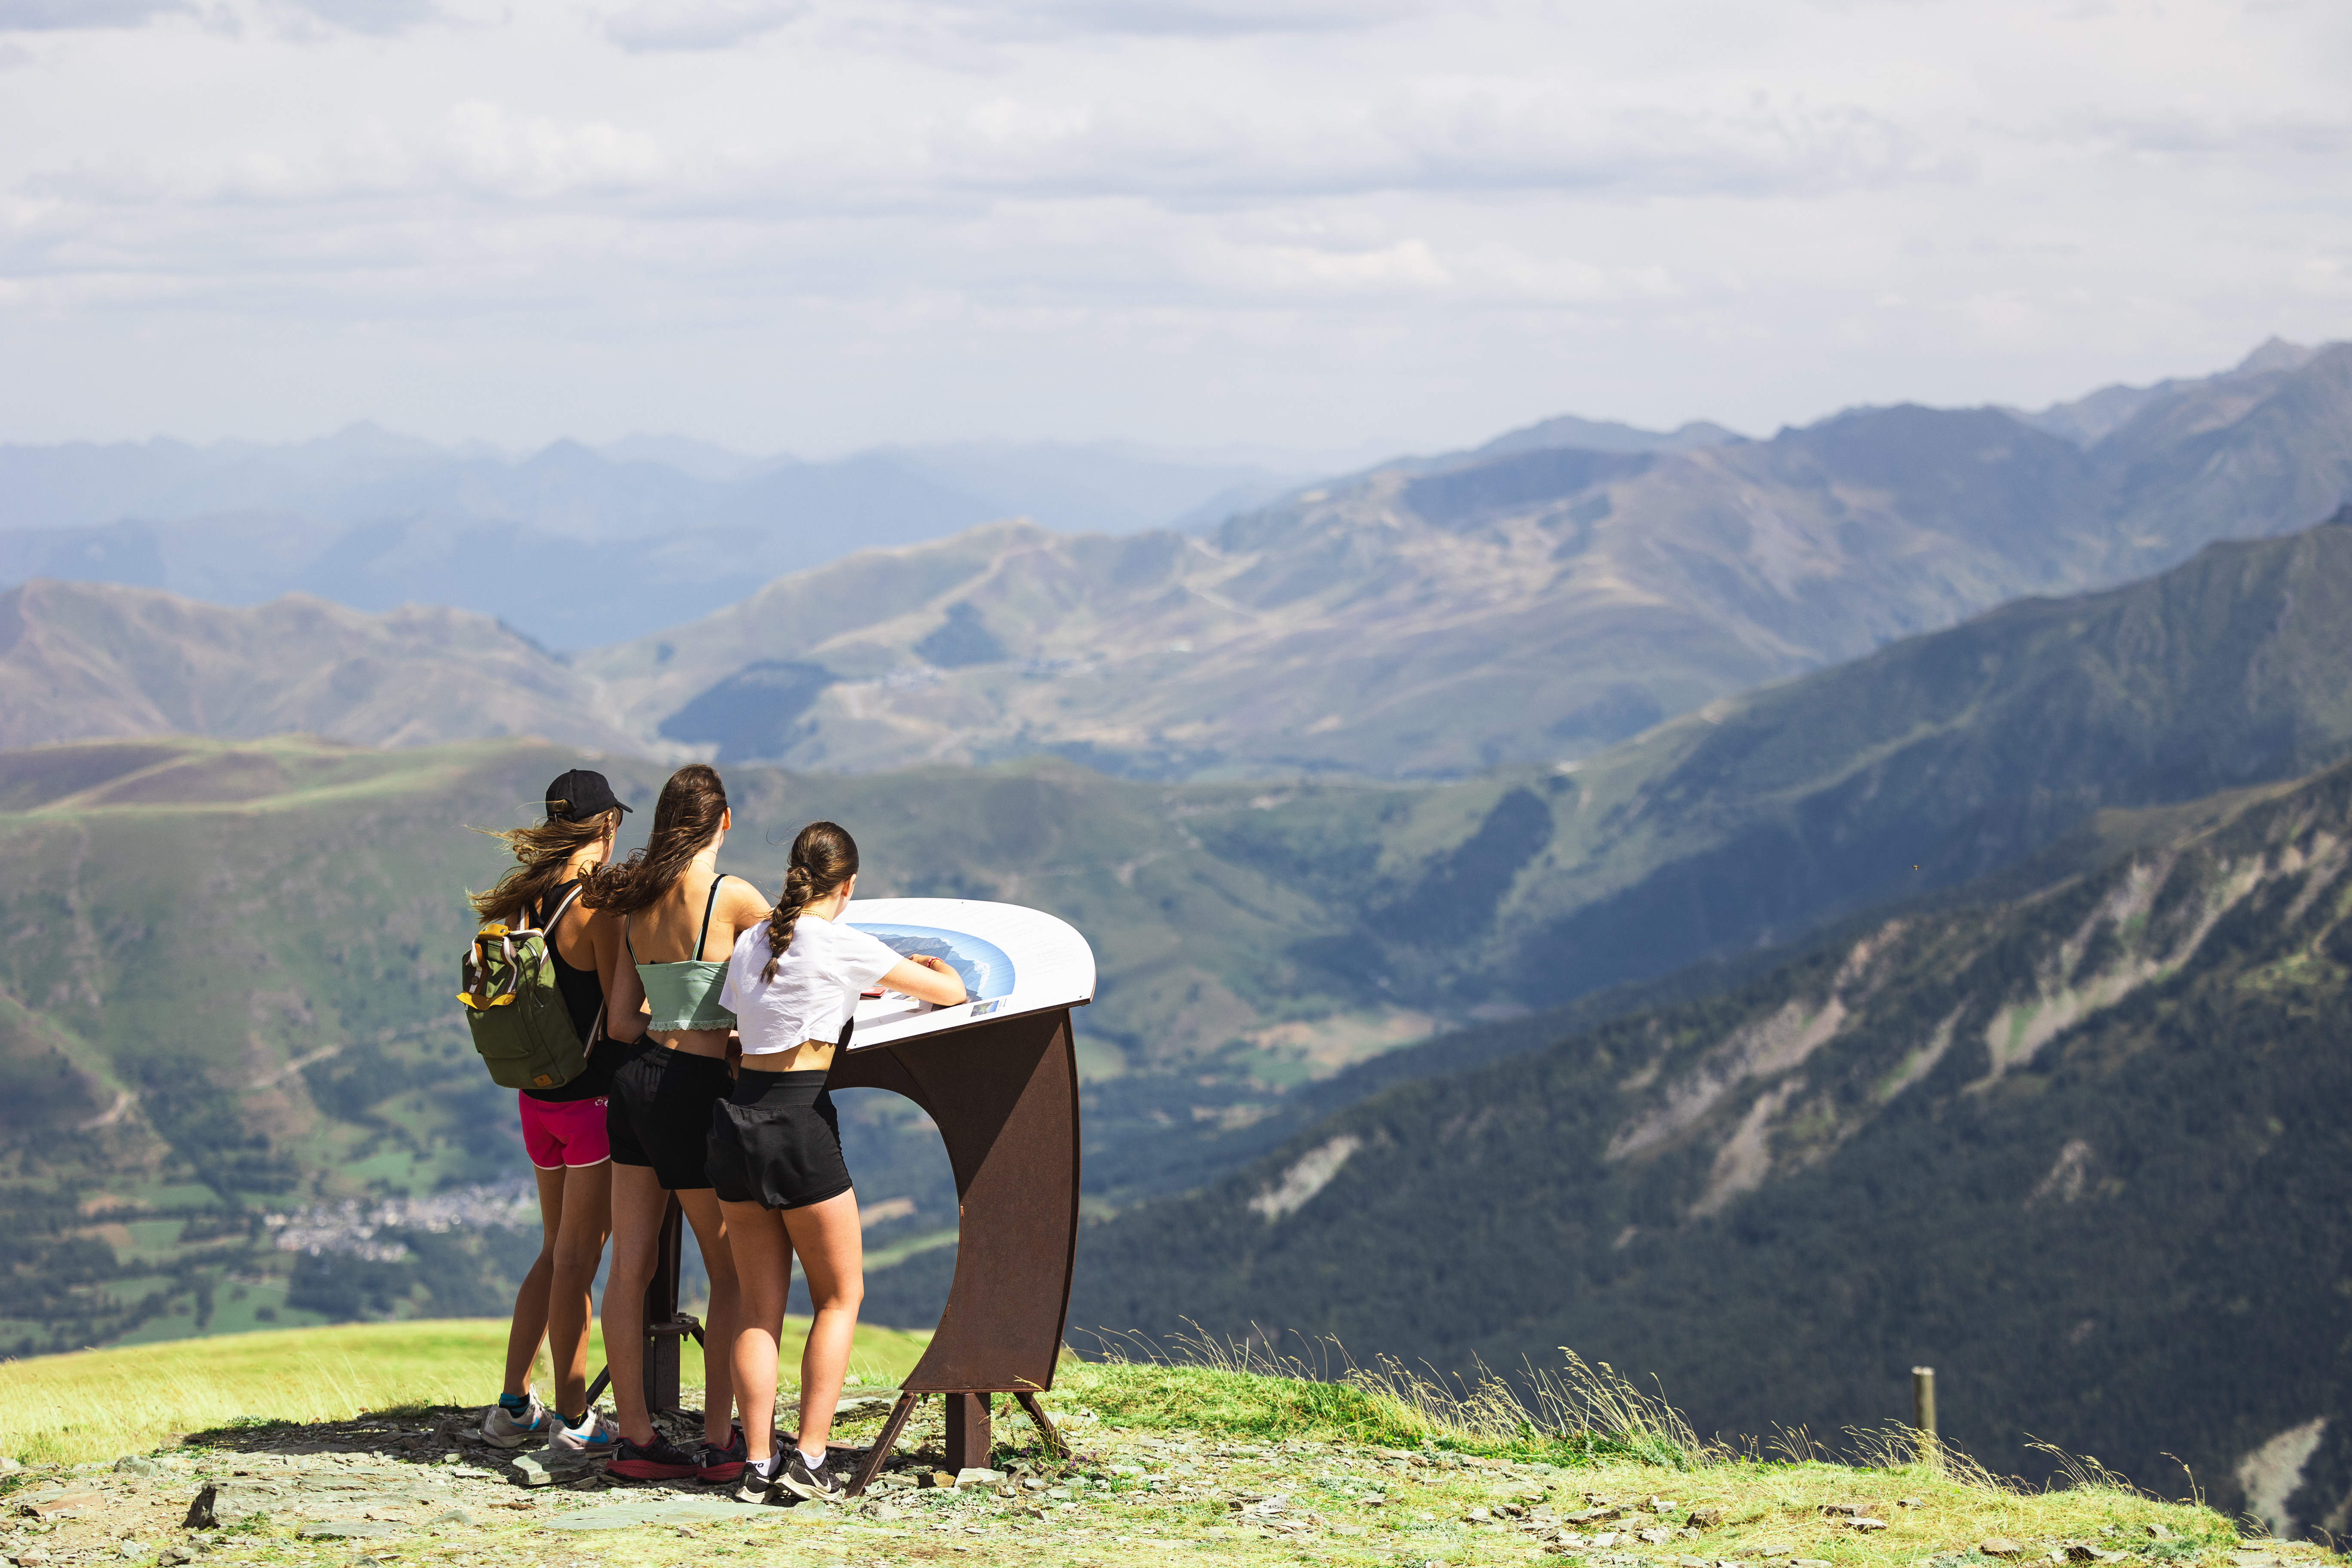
top-left (606, 1041), bottom-right (731, 1191)
top-left (707, 1069), bottom-right (853, 1211)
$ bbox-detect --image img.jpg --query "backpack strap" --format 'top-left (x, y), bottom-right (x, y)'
top-left (541, 880), bottom-right (605, 1051)
top-left (694, 874), bottom-right (729, 961)
top-left (540, 880), bottom-right (587, 936)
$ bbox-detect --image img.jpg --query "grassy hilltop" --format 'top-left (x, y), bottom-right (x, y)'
top-left (0, 1320), bottom-right (2292, 1568)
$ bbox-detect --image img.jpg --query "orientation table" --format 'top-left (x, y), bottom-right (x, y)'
top-left (605, 898), bottom-right (1095, 1496)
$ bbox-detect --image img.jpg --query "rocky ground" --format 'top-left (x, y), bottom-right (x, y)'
top-left (0, 1389), bottom-right (2326, 1568)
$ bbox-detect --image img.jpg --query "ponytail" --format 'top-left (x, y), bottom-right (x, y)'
top-left (763, 821), bottom-right (858, 982)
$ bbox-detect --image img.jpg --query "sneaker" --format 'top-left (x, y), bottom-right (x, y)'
top-left (481, 1393), bottom-right (555, 1450)
top-left (542, 1410), bottom-right (619, 1461)
top-left (605, 1430), bottom-right (703, 1481)
top-left (730, 1447), bottom-right (784, 1505)
top-left (695, 1424), bottom-right (747, 1485)
top-left (776, 1447), bottom-right (845, 1504)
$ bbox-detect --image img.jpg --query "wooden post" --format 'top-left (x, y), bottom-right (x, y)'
top-left (1911, 1366), bottom-right (1939, 1470)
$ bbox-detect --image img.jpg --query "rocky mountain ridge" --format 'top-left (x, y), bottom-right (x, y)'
top-left (577, 339), bottom-right (2352, 779)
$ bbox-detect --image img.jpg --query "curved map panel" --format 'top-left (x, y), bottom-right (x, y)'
top-left (842, 897), bottom-right (1094, 1049)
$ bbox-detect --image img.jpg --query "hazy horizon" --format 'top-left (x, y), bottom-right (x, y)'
top-left (0, 330), bottom-right (2311, 467)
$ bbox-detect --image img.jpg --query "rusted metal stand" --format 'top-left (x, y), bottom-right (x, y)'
top-left (582, 1194), bottom-right (702, 1416)
top-left (643, 1195), bottom-right (705, 1413)
top-left (826, 1007), bottom-right (1083, 1494)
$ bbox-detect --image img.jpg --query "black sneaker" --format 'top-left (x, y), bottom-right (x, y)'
top-left (696, 1424), bottom-right (747, 1485)
top-left (777, 1447), bottom-right (845, 1503)
top-left (605, 1430), bottom-right (702, 1481)
top-left (730, 1447), bottom-right (785, 1505)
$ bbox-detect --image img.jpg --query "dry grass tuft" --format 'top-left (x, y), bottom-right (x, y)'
top-left (1074, 1324), bottom-right (1710, 1467)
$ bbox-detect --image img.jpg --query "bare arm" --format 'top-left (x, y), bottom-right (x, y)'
top-left (720, 878), bottom-right (773, 951)
top-left (883, 953), bottom-right (967, 1007)
top-left (589, 908), bottom-right (648, 1043)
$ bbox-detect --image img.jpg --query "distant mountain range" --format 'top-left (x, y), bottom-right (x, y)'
top-left (0, 429), bottom-right (1315, 649)
top-left (7, 339), bottom-right (2349, 783)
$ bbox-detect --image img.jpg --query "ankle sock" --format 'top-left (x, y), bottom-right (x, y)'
top-left (561, 1412), bottom-right (588, 1431)
top-left (798, 1446), bottom-right (827, 1471)
top-left (498, 1393), bottom-right (530, 1414)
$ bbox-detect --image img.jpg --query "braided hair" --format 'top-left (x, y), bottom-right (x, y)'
top-left (763, 821), bottom-right (859, 982)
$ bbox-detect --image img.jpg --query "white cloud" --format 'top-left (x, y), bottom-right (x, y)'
top-left (0, 0), bottom-right (188, 28)
top-left (0, 0), bottom-right (2349, 451)
top-left (276, 0), bottom-right (443, 34)
top-left (600, 0), bottom-right (805, 52)
top-left (442, 101), bottom-right (669, 194)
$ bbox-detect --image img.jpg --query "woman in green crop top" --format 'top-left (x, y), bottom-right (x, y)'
top-left (582, 763), bottom-right (772, 1482)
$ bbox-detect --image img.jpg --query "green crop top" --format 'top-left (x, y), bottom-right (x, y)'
top-left (631, 875), bottom-right (739, 1033)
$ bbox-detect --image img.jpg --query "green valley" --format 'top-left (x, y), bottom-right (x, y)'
top-left (0, 733), bottom-right (1491, 1353)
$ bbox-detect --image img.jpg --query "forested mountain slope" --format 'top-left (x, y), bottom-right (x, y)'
top-left (1047, 759), bottom-right (2352, 1535)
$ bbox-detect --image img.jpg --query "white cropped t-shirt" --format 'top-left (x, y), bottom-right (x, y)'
top-left (719, 913), bottom-right (903, 1057)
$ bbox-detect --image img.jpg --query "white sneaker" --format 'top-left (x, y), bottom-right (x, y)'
top-left (481, 1392), bottom-right (556, 1449)
top-left (542, 1410), bottom-right (619, 1460)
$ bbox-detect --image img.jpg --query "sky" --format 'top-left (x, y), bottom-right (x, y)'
top-left (2, 0), bottom-right (2349, 457)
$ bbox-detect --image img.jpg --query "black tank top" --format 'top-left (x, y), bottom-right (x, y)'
top-left (521, 879), bottom-right (618, 1103)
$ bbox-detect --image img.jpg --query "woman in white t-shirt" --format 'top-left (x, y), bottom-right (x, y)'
top-left (709, 820), bottom-right (967, 1504)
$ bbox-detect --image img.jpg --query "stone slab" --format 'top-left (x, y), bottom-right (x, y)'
top-left (541, 1496), bottom-right (772, 1532)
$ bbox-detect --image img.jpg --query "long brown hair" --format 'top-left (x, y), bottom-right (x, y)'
top-left (585, 763), bottom-right (729, 916)
top-left (468, 811), bottom-right (620, 927)
top-left (762, 821), bottom-right (859, 982)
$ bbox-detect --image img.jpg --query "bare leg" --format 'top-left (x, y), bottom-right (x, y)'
top-left (720, 1199), bottom-right (793, 1466)
top-left (546, 1161), bottom-right (612, 1419)
top-left (675, 1187), bottom-right (740, 1447)
top-left (604, 1162), bottom-right (671, 1446)
top-left (780, 1189), bottom-right (863, 1458)
top-left (501, 1165), bottom-right (569, 1397)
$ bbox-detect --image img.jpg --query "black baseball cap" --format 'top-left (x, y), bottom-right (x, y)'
top-left (544, 769), bottom-right (633, 822)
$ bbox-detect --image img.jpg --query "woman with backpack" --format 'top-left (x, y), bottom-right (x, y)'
top-left (586, 763), bottom-right (773, 1482)
top-left (469, 769), bottom-right (637, 1458)
top-left (710, 821), bottom-right (966, 1503)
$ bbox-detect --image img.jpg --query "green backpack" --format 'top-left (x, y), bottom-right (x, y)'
top-left (459, 883), bottom-right (602, 1091)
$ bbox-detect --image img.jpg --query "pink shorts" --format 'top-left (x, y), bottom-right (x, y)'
top-left (519, 1093), bottom-right (611, 1169)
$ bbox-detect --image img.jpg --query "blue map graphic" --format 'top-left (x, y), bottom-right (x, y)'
top-left (849, 923), bottom-right (1017, 1002)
